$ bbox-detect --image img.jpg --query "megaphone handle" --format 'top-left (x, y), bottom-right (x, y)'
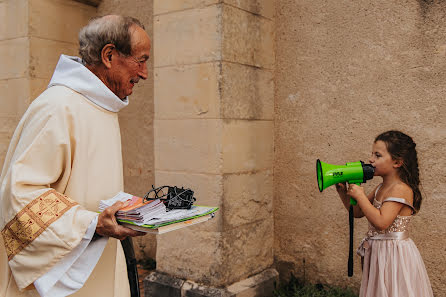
top-left (348, 205), bottom-right (354, 277)
top-left (347, 182), bottom-right (359, 205)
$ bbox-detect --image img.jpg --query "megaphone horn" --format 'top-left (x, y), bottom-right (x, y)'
top-left (316, 159), bottom-right (374, 193)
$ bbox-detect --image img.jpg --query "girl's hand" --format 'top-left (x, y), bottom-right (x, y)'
top-left (347, 184), bottom-right (366, 201)
top-left (335, 182), bottom-right (347, 195)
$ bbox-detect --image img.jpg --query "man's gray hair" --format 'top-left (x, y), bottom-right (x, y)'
top-left (79, 15), bottom-right (145, 65)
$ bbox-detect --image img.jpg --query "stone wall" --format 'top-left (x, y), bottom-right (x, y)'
top-left (274, 0), bottom-right (446, 295)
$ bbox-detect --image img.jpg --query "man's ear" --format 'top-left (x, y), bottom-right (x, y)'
top-left (101, 44), bottom-right (115, 69)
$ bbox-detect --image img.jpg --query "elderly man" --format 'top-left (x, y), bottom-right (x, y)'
top-left (0, 15), bottom-right (150, 296)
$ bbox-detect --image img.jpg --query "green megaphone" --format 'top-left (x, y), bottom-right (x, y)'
top-left (316, 159), bottom-right (374, 205)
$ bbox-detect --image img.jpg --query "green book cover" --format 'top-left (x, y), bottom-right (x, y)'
top-left (118, 206), bottom-right (219, 229)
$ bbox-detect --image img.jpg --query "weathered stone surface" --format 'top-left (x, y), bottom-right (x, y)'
top-left (222, 5), bottom-right (274, 69)
top-left (226, 268), bottom-right (278, 297)
top-left (154, 5), bottom-right (222, 67)
top-left (155, 63), bottom-right (221, 119)
top-left (144, 267), bottom-right (278, 297)
top-left (144, 271), bottom-right (184, 297)
top-left (29, 37), bottom-right (78, 79)
top-left (0, 116), bottom-right (22, 169)
top-left (29, 0), bottom-right (96, 43)
top-left (220, 218), bottom-right (274, 285)
top-left (156, 229), bottom-right (224, 286)
top-left (224, 0), bottom-right (274, 19)
top-left (274, 0), bottom-right (446, 295)
top-left (154, 0), bottom-right (219, 15)
top-left (222, 170), bottom-right (272, 229)
top-left (30, 78), bottom-right (48, 101)
top-left (0, 0), bottom-right (28, 40)
top-left (133, 233), bottom-right (157, 261)
top-left (154, 119), bottom-right (222, 174)
top-left (222, 120), bottom-right (273, 173)
top-left (0, 78), bottom-right (30, 117)
top-left (182, 280), bottom-right (232, 297)
top-left (221, 62), bottom-right (273, 120)
top-left (0, 38), bottom-right (29, 80)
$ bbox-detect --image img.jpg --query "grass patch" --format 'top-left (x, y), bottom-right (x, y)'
top-left (274, 275), bottom-right (358, 297)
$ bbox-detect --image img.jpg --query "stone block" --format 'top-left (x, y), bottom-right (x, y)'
top-left (154, 62), bottom-right (221, 119)
top-left (0, 0), bottom-right (28, 40)
top-left (155, 170), bottom-right (222, 208)
top-left (0, 116), bottom-right (20, 135)
top-left (222, 120), bottom-right (273, 173)
top-left (29, 37), bottom-right (78, 79)
top-left (222, 170), bottom-right (273, 229)
top-left (143, 269), bottom-right (278, 297)
top-left (0, 38), bottom-right (29, 80)
top-left (0, 133), bottom-right (11, 169)
top-left (154, 0), bottom-right (219, 15)
top-left (221, 62), bottom-right (273, 120)
top-left (224, 0), bottom-right (274, 19)
top-left (0, 78), bottom-right (30, 117)
top-left (156, 229), bottom-right (224, 286)
top-left (120, 117), bottom-right (153, 174)
top-left (154, 119), bottom-right (222, 174)
top-left (144, 271), bottom-right (184, 297)
top-left (29, 0), bottom-right (95, 43)
top-left (98, 0), bottom-right (154, 30)
top-left (30, 78), bottom-right (48, 101)
top-left (222, 5), bottom-right (274, 69)
top-left (133, 233), bottom-right (157, 262)
top-left (156, 220), bottom-right (273, 287)
top-left (226, 268), bottom-right (278, 297)
top-left (123, 174), bottom-right (155, 199)
top-left (182, 280), bottom-right (232, 297)
top-left (154, 5), bottom-right (222, 67)
top-left (220, 219), bottom-right (274, 284)
top-left (0, 116), bottom-right (21, 168)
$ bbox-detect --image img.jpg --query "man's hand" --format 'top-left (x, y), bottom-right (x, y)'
top-left (95, 201), bottom-right (145, 240)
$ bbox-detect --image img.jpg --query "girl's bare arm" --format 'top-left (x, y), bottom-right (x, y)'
top-left (349, 184), bottom-right (411, 230)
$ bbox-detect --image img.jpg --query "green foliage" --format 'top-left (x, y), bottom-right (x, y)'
top-left (274, 275), bottom-right (358, 297)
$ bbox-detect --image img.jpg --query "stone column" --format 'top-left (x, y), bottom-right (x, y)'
top-left (148, 1), bottom-right (276, 296)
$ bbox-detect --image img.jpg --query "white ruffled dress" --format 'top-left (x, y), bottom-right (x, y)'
top-left (357, 186), bottom-right (433, 297)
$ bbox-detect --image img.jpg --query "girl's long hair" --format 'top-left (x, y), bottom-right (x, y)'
top-left (375, 130), bottom-right (422, 213)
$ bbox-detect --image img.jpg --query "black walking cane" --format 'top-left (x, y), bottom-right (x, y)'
top-left (121, 237), bottom-right (140, 297)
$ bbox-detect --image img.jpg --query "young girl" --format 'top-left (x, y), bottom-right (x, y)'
top-left (336, 130), bottom-right (433, 297)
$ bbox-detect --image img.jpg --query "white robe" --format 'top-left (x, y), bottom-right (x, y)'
top-left (0, 55), bottom-right (131, 297)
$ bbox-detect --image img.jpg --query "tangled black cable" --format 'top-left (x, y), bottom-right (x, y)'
top-left (143, 185), bottom-right (196, 210)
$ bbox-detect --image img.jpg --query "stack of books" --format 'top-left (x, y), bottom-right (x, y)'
top-left (99, 192), bottom-right (218, 234)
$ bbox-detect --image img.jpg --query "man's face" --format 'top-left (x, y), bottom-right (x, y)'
top-left (108, 25), bottom-right (151, 99)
